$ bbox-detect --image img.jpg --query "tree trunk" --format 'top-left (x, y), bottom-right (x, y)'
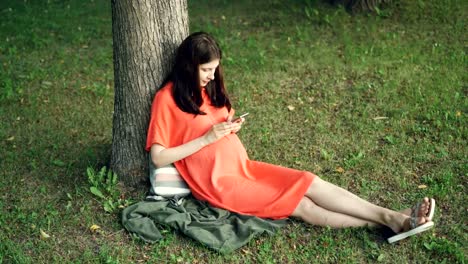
top-left (110, 0), bottom-right (189, 186)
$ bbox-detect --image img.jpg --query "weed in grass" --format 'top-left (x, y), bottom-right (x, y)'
top-left (0, 238), bottom-right (33, 263)
top-left (343, 151), bottom-right (365, 169)
top-left (87, 166), bottom-right (131, 213)
top-left (257, 240), bottom-right (275, 263)
top-left (421, 171), bottom-right (457, 198)
top-left (424, 236), bottom-right (466, 263)
top-left (320, 148), bottom-right (335, 162)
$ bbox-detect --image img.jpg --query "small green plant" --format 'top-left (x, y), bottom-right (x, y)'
top-left (0, 74), bottom-right (15, 100)
top-left (86, 166), bottom-right (130, 213)
top-left (344, 151), bottom-right (365, 169)
top-left (424, 236), bottom-right (465, 263)
top-left (320, 148), bottom-right (335, 161)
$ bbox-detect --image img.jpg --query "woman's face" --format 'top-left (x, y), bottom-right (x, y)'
top-left (198, 59), bottom-right (219, 87)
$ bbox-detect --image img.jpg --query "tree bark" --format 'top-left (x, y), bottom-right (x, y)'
top-left (110, 0), bottom-right (189, 186)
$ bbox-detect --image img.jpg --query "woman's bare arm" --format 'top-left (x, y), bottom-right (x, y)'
top-left (150, 121), bottom-right (242, 167)
top-left (150, 138), bottom-right (207, 168)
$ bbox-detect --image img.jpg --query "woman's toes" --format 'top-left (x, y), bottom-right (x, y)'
top-left (401, 198), bottom-right (433, 220)
top-left (419, 198), bottom-right (431, 216)
top-left (421, 216), bottom-right (428, 224)
top-left (420, 204), bottom-right (428, 216)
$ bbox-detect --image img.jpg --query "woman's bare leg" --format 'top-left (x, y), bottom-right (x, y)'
top-left (291, 197), bottom-right (430, 228)
top-left (303, 177), bottom-right (430, 233)
top-left (291, 190), bottom-right (430, 229)
top-left (291, 197), bottom-right (378, 228)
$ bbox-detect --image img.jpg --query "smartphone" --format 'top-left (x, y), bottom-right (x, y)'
top-left (232, 112), bottom-right (249, 122)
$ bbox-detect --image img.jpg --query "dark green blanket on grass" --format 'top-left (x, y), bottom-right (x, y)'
top-left (121, 197), bottom-right (287, 253)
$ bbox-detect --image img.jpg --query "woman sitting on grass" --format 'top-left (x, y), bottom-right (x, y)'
top-left (146, 32), bottom-right (436, 243)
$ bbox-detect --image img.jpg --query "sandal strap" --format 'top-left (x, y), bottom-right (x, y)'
top-left (411, 202), bottom-right (421, 218)
top-left (410, 217), bottom-right (418, 229)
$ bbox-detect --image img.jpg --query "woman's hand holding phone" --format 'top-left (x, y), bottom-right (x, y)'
top-left (203, 113), bottom-right (248, 145)
top-left (231, 112), bottom-right (249, 123)
top-left (228, 112), bottom-right (248, 133)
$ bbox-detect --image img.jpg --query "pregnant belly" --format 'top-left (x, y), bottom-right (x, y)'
top-left (189, 134), bottom-right (247, 163)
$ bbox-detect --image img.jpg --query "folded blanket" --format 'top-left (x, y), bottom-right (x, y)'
top-left (121, 196), bottom-right (287, 253)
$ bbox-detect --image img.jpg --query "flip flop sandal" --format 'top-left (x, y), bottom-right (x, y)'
top-left (411, 198), bottom-right (436, 221)
top-left (387, 219), bottom-right (434, 244)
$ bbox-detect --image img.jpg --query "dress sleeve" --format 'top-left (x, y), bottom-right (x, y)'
top-left (145, 85), bottom-right (174, 151)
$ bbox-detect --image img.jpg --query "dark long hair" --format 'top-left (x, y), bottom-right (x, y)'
top-left (164, 32), bottom-right (231, 115)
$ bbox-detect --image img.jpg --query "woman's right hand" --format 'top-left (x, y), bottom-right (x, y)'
top-left (203, 122), bottom-right (238, 145)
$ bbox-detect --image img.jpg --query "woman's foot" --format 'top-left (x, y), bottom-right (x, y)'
top-left (387, 217), bottom-right (434, 243)
top-left (387, 212), bottom-right (428, 234)
top-left (399, 197), bottom-right (433, 220)
top-left (391, 197), bottom-right (433, 234)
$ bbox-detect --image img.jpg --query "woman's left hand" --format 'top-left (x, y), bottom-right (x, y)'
top-left (227, 115), bottom-right (245, 133)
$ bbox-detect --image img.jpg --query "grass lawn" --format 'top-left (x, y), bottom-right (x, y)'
top-left (0, 0), bottom-right (466, 263)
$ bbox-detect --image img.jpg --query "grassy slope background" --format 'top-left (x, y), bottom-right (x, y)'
top-left (0, 0), bottom-right (466, 263)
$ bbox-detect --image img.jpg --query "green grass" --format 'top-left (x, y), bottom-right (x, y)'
top-left (0, 0), bottom-right (466, 263)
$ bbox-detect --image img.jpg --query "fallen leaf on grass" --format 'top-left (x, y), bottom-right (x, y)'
top-left (90, 224), bottom-right (101, 233)
top-left (418, 184), bottom-right (427, 189)
top-left (241, 248), bottom-right (251, 254)
top-left (287, 105), bottom-right (295, 111)
top-left (6, 136), bottom-right (14, 141)
top-left (372, 116), bottom-right (388, 120)
top-left (40, 229), bottom-right (51, 239)
top-left (335, 167), bottom-right (345, 173)
top-left (377, 253), bottom-right (385, 262)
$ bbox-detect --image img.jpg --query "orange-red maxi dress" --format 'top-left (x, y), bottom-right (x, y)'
top-left (146, 83), bottom-right (315, 219)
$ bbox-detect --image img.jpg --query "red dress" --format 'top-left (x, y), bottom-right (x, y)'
top-left (146, 83), bottom-right (315, 219)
